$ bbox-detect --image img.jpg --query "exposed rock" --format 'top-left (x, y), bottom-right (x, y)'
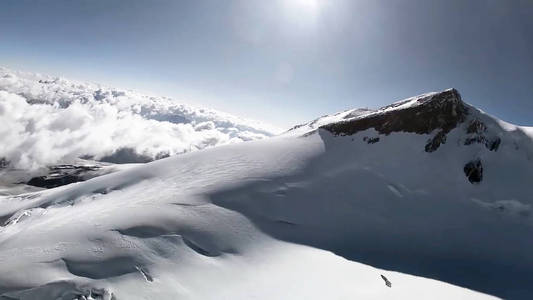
top-left (380, 274), bottom-right (392, 288)
top-left (464, 159), bottom-right (483, 184)
top-left (363, 137), bottom-right (380, 144)
top-left (466, 119), bottom-right (487, 134)
top-left (425, 131), bottom-right (447, 152)
top-left (322, 89), bottom-right (468, 136)
top-left (26, 165), bottom-right (102, 189)
top-left (464, 136), bottom-right (501, 151)
top-left (464, 119), bottom-right (501, 151)
top-left (489, 138), bottom-right (502, 151)
top-left (27, 174), bottom-right (82, 188)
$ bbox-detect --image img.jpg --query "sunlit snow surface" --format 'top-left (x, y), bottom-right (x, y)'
top-left (0, 133), bottom-right (502, 300)
top-left (3, 103), bottom-right (533, 298)
top-left (0, 67), bottom-right (279, 169)
top-left (1, 74), bottom-right (532, 299)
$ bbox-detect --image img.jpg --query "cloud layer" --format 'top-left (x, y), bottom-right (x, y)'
top-left (0, 68), bottom-right (278, 169)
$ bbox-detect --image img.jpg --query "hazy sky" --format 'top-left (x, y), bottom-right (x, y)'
top-left (1, 0), bottom-right (532, 128)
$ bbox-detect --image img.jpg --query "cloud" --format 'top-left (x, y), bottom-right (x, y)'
top-left (0, 68), bottom-right (278, 169)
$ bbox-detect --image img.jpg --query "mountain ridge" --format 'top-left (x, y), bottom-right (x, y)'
top-left (1, 81), bottom-right (532, 299)
top-left (321, 88), bottom-right (467, 136)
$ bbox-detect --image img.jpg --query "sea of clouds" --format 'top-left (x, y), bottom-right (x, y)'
top-left (0, 67), bottom-right (278, 169)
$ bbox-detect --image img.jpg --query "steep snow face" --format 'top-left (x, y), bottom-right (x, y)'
top-left (0, 67), bottom-right (279, 169)
top-left (0, 89), bottom-right (531, 299)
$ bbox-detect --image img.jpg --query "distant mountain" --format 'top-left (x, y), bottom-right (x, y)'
top-left (0, 88), bottom-right (532, 299)
top-left (0, 67), bottom-right (278, 170)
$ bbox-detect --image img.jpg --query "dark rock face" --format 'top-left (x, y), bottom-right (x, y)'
top-left (27, 174), bottom-right (83, 188)
top-left (381, 274), bottom-right (392, 288)
top-left (425, 131), bottom-right (447, 152)
top-left (466, 119), bottom-right (487, 134)
top-left (464, 119), bottom-right (501, 151)
top-left (489, 138), bottom-right (501, 151)
top-left (322, 89), bottom-right (468, 137)
top-left (363, 136), bottom-right (380, 144)
top-left (464, 136), bottom-right (501, 151)
top-left (26, 165), bottom-right (102, 189)
top-left (464, 159), bottom-right (483, 184)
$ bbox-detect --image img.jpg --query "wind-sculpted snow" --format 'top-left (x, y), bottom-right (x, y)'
top-left (0, 67), bottom-right (278, 169)
top-left (0, 89), bottom-right (531, 299)
top-left (0, 135), bottom-right (499, 300)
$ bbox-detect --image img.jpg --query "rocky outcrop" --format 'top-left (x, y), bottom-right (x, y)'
top-left (322, 89), bottom-right (468, 137)
top-left (380, 274), bottom-right (392, 288)
top-left (26, 164), bottom-right (102, 189)
top-left (363, 136), bottom-right (380, 144)
top-left (316, 89), bottom-right (512, 185)
top-left (464, 119), bottom-right (501, 151)
top-left (425, 131), bottom-right (447, 152)
top-left (464, 159), bottom-right (483, 184)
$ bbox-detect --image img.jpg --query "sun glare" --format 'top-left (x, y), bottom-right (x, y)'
top-left (294, 0), bottom-right (320, 11)
top-left (284, 0), bottom-right (322, 23)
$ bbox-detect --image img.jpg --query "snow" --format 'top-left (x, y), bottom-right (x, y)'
top-left (284, 90), bottom-right (453, 136)
top-left (0, 159), bottom-right (139, 196)
top-left (475, 108), bottom-right (533, 139)
top-left (0, 126), bottom-right (529, 298)
top-left (377, 90), bottom-right (446, 112)
top-left (0, 67), bottom-right (279, 170)
top-left (283, 108), bottom-right (372, 136)
top-left (0, 85), bottom-right (531, 299)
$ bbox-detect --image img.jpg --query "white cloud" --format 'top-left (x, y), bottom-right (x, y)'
top-left (0, 68), bottom-right (278, 169)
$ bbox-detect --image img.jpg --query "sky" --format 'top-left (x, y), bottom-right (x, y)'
top-left (1, 0), bottom-right (532, 129)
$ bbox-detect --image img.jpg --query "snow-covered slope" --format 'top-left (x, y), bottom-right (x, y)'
top-left (1, 89), bottom-right (532, 299)
top-left (0, 67), bottom-right (278, 170)
top-left (283, 107), bottom-right (374, 136)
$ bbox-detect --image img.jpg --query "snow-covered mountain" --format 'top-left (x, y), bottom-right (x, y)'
top-left (0, 67), bottom-right (278, 170)
top-left (0, 88), bottom-right (532, 299)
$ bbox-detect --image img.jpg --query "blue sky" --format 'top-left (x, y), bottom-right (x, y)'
top-left (1, 0), bottom-right (532, 128)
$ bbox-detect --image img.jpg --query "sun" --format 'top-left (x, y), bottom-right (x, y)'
top-left (283, 0), bottom-right (324, 19)
top-left (295, 0), bottom-right (319, 9)
top-left (293, 0), bottom-right (321, 13)
top-left (281, 0), bottom-right (323, 27)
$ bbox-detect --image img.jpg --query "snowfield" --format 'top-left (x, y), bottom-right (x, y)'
top-left (0, 67), bottom-right (278, 170)
top-left (0, 88), bottom-right (532, 299)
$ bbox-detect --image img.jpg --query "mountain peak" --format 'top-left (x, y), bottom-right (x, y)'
top-left (321, 88), bottom-right (468, 136)
top-left (381, 88), bottom-right (462, 111)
